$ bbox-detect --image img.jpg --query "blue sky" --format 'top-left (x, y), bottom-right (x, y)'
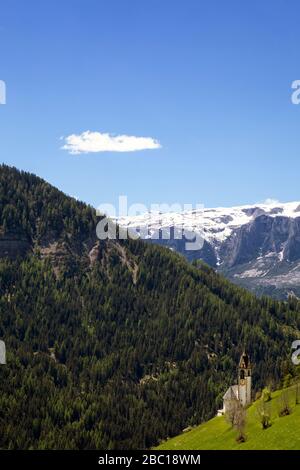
top-left (1, 0), bottom-right (300, 210)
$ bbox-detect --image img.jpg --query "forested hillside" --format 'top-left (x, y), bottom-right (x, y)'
top-left (0, 165), bottom-right (300, 449)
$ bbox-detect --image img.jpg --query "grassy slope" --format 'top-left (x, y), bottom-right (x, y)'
top-left (157, 388), bottom-right (300, 450)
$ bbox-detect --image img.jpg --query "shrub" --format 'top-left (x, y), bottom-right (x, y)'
top-left (278, 390), bottom-right (292, 417)
top-left (256, 400), bottom-right (271, 429)
top-left (255, 390), bottom-right (262, 401)
top-left (262, 387), bottom-right (272, 402)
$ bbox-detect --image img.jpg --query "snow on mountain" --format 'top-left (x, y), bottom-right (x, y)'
top-left (118, 201), bottom-right (300, 244)
top-left (117, 201), bottom-right (300, 299)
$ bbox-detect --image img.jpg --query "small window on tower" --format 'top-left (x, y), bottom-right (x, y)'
top-left (248, 370), bottom-right (251, 377)
top-left (240, 370), bottom-right (245, 380)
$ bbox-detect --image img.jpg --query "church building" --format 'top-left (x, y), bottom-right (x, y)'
top-left (218, 352), bottom-right (252, 415)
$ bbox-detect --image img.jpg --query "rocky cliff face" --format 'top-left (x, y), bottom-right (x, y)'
top-left (118, 202), bottom-right (300, 299)
top-left (221, 215), bottom-right (300, 267)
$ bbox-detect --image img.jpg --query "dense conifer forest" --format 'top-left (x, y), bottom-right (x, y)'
top-left (0, 165), bottom-right (300, 449)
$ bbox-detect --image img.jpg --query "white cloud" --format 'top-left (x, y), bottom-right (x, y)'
top-left (61, 130), bottom-right (161, 154)
top-left (262, 198), bottom-right (280, 206)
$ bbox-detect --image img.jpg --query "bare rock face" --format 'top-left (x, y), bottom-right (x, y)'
top-left (222, 215), bottom-right (300, 267)
top-left (118, 203), bottom-right (300, 299)
top-left (148, 228), bottom-right (218, 266)
top-left (88, 242), bottom-right (101, 265)
top-left (203, 215), bottom-right (300, 298)
top-left (221, 215), bottom-right (297, 267)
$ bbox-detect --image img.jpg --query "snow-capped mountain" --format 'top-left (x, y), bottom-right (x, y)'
top-left (118, 202), bottom-right (300, 299)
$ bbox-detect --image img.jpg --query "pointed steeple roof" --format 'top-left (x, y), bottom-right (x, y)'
top-left (239, 351), bottom-right (251, 369)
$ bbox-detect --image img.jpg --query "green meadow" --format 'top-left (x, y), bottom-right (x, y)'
top-left (157, 387), bottom-right (300, 450)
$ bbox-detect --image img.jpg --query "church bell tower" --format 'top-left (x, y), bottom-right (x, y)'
top-left (238, 351), bottom-right (252, 406)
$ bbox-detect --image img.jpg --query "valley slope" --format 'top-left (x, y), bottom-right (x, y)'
top-left (0, 165), bottom-right (300, 449)
top-left (157, 386), bottom-right (300, 450)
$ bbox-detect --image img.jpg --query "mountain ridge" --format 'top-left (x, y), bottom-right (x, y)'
top-left (1, 164), bottom-right (300, 449)
top-left (118, 201), bottom-right (300, 299)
